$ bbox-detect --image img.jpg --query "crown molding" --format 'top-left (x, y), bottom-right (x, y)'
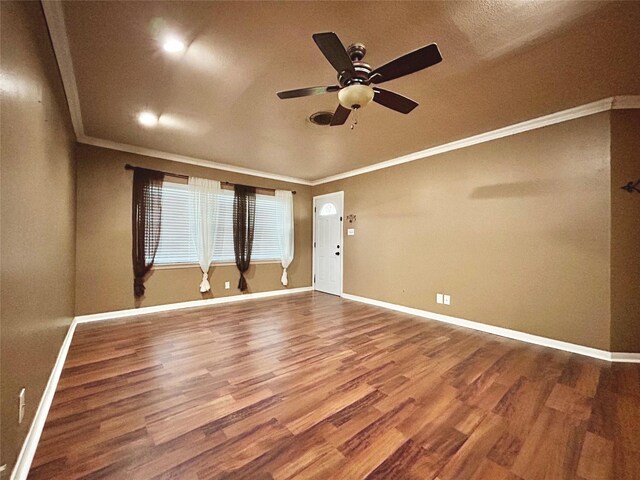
top-left (41, 0), bottom-right (83, 139)
top-left (43, 1), bottom-right (639, 186)
top-left (611, 95), bottom-right (640, 109)
top-left (41, 0), bottom-right (312, 186)
top-left (77, 135), bottom-right (314, 185)
top-left (311, 95), bottom-right (640, 185)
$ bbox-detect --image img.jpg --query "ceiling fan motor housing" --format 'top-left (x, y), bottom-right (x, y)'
top-left (338, 46), bottom-right (375, 110)
top-left (339, 62), bottom-right (372, 85)
top-left (338, 43), bottom-right (372, 87)
top-left (276, 32), bottom-right (442, 125)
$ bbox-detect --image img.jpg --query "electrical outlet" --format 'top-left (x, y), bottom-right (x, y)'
top-left (436, 293), bottom-right (443, 304)
top-left (444, 295), bottom-right (451, 305)
top-left (224, 281), bottom-right (230, 290)
top-left (347, 228), bottom-right (355, 236)
top-left (19, 388), bottom-right (26, 423)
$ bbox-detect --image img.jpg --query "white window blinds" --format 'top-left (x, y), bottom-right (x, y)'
top-left (156, 182), bottom-right (281, 265)
top-left (155, 183), bottom-right (192, 264)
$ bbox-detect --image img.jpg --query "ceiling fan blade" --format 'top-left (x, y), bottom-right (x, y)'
top-left (330, 104), bottom-right (351, 126)
top-left (373, 88), bottom-right (418, 114)
top-left (277, 85), bottom-right (340, 99)
top-left (370, 43), bottom-right (442, 84)
top-left (312, 32), bottom-right (355, 76)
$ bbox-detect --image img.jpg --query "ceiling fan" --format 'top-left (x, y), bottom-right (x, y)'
top-left (277, 32), bottom-right (442, 126)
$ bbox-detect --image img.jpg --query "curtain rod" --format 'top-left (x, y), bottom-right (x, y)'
top-left (124, 164), bottom-right (296, 194)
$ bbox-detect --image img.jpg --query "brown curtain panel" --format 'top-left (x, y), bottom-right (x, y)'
top-left (132, 167), bottom-right (164, 297)
top-left (233, 184), bottom-right (256, 291)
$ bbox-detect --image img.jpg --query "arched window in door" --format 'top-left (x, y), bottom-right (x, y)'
top-left (319, 203), bottom-right (337, 216)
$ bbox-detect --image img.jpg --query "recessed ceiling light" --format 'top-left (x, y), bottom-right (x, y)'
top-left (138, 111), bottom-right (158, 127)
top-left (162, 36), bottom-right (185, 53)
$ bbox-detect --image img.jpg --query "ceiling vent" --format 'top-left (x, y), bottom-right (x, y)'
top-left (309, 111), bottom-right (334, 126)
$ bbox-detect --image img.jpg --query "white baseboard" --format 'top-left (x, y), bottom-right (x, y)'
top-left (10, 286), bottom-right (311, 479)
top-left (75, 286), bottom-right (313, 324)
top-left (341, 293), bottom-right (640, 363)
top-left (11, 318), bottom-right (78, 480)
top-left (610, 352), bottom-right (640, 363)
top-left (10, 287), bottom-right (637, 478)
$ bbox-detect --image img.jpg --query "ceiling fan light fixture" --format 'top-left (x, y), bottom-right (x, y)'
top-left (338, 84), bottom-right (374, 110)
top-left (276, 32), bottom-right (442, 126)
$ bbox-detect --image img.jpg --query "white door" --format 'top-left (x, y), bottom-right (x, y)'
top-left (314, 192), bottom-right (343, 296)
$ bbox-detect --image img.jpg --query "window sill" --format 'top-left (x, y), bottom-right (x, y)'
top-left (154, 260), bottom-right (281, 270)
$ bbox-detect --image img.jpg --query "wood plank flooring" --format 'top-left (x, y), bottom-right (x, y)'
top-left (30, 292), bottom-right (640, 479)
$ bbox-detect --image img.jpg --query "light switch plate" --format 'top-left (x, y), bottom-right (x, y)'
top-left (436, 293), bottom-right (443, 304)
top-left (224, 281), bottom-right (230, 289)
top-left (347, 228), bottom-right (355, 236)
top-left (444, 295), bottom-right (451, 305)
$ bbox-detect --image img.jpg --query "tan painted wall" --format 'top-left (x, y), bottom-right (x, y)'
top-left (0, 1), bottom-right (77, 471)
top-left (313, 113), bottom-right (612, 351)
top-left (74, 144), bottom-right (312, 315)
top-left (610, 110), bottom-right (640, 353)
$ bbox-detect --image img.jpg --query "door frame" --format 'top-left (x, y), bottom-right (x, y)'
top-left (312, 191), bottom-right (344, 296)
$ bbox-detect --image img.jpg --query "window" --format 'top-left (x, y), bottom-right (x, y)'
top-left (155, 183), bottom-right (192, 265)
top-left (319, 203), bottom-right (337, 216)
top-left (155, 182), bottom-right (281, 265)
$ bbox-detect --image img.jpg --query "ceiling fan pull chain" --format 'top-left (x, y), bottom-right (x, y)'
top-left (276, 32), bottom-right (442, 127)
top-left (350, 106), bottom-right (360, 130)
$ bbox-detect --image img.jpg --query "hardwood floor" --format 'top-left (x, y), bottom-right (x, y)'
top-left (30, 292), bottom-right (639, 479)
